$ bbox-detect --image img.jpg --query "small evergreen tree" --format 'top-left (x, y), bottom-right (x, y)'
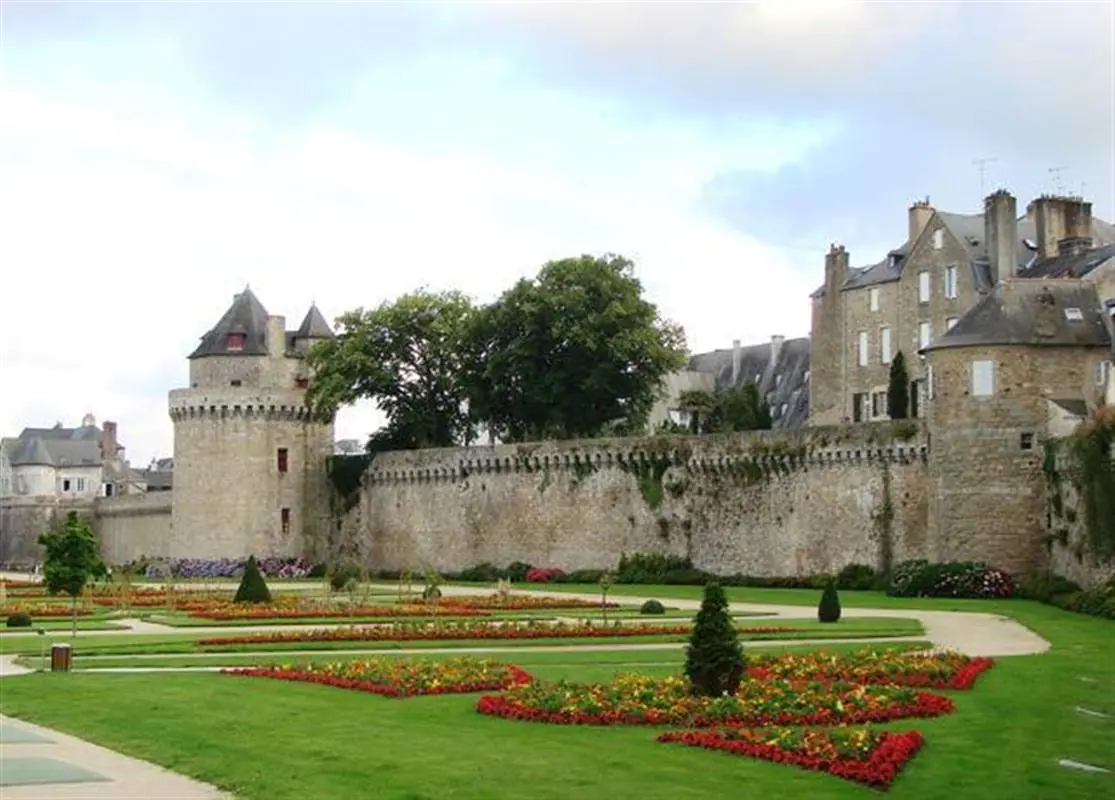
top-left (887, 351), bottom-right (910, 420)
top-left (234, 555), bottom-right (272, 604)
top-left (818, 579), bottom-right (842, 623)
top-left (39, 511), bottom-right (107, 637)
top-left (684, 582), bottom-right (745, 697)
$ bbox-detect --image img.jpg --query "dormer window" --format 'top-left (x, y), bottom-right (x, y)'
top-left (1064, 307), bottom-right (1084, 322)
top-left (227, 334), bottom-right (245, 351)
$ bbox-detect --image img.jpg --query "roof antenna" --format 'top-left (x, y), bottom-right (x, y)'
top-left (972, 156), bottom-right (997, 198)
top-left (1047, 166), bottom-right (1067, 195)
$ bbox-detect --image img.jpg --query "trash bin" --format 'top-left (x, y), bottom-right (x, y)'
top-left (50, 643), bottom-right (72, 673)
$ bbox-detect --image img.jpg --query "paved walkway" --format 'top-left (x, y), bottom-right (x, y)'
top-left (0, 715), bottom-right (230, 799)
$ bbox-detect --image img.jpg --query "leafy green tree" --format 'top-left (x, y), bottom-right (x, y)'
top-left (38, 511), bottom-right (107, 637)
top-left (684, 582), bottom-right (745, 697)
top-left (705, 383), bottom-right (773, 433)
top-left (306, 289), bottom-right (479, 449)
top-left (234, 555), bottom-right (272, 604)
top-left (888, 351), bottom-right (910, 420)
top-left (466, 254), bottom-right (687, 442)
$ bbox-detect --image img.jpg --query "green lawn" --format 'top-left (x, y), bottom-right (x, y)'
top-left (2, 589), bottom-right (1111, 799)
top-left (0, 620), bottom-right (129, 633)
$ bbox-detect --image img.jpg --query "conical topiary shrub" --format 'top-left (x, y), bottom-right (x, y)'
top-left (818, 579), bottom-right (842, 623)
top-left (234, 555), bottom-right (273, 604)
top-left (684, 582), bottom-right (745, 697)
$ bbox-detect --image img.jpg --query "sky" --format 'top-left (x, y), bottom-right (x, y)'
top-left (0, 0), bottom-right (1112, 467)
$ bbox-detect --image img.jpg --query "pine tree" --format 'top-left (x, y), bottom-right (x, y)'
top-left (234, 555), bottom-right (273, 604)
top-left (818, 579), bottom-right (842, 623)
top-left (887, 351), bottom-right (910, 419)
top-left (684, 582), bottom-right (745, 697)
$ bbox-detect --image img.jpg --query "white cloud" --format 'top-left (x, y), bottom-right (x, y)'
top-left (0, 48), bottom-right (811, 465)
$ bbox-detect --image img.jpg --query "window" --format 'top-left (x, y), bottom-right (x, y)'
top-left (910, 380), bottom-right (922, 418)
top-left (858, 331), bottom-right (869, 366)
top-left (280, 508), bottom-right (291, 535)
top-left (104, 483), bottom-right (114, 497)
top-left (881, 327), bottom-right (893, 364)
top-left (62, 478), bottom-right (71, 492)
top-left (76, 477), bottom-right (85, 492)
top-left (919, 321), bottom-right (931, 350)
top-left (945, 265), bottom-right (958, 299)
top-left (918, 271), bottom-right (930, 303)
top-left (932, 229), bottom-right (944, 250)
top-left (927, 365), bottom-right (935, 400)
top-left (1096, 361), bottom-right (1111, 386)
top-left (230, 379), bottom-right (242, 387)
top-left (872, 391), bottom-right (888, 418)
top-left (1064, 307), bottom-right (1084, 322)
top-left (1020, 432), bottom-right (1034, 451)
top-left (277, 448), bottom-right (289, 473)
top-left (226, 333), bottom-right (245, 351)
top-left (946, 317), bottom-right (959, 331)
top-left (971, 360), bottom-right (995, 397)
top-left (869, 288), bottom-right (880, 312)
top-left (852, 393), bottom-right (868, 423)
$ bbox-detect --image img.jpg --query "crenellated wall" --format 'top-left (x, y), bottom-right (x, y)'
top-left (94, 492), bottom-right (173, 565)
top-left (347, 422), bottom-right (931, 576)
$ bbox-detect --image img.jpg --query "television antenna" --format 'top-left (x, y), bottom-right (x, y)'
top-left (1048, 166), bottom-right (1068, 195)
top-left (972, 157), bottom-right (998, 197)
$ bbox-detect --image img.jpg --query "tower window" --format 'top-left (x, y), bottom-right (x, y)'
top-left (295, 377), bottom-right (309, 390)
top-left (277, 448), bottom-right (289, 473)
top-left (230, 379), bottom-right (242, 387)
top-left (280, 508), bottom-right (291, 535)
top-left (227, 334), bottom-right (245, 351)
top-left (1020, 432), bottom-right (1034, 451)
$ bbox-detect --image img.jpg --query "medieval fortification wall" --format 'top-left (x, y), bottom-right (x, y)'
top-left (348, 422), bottom-right (930, 576)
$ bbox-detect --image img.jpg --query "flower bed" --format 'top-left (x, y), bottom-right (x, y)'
top-left (747, 648), bottom-right (996, 690)
top-left (658, 726), bottom-right (925, 788)
top-left (223, 657), bottom-right (532, 697)
top-left (186, 603), bottom-right (491, 621)
top-left (198, 620), bottom-right (714, 646)
top-left (475, 673), bottom-right (953, 728)
top-left (0, 604), bottom-right (95, 618)
top-left (437, 595), bottom-right (619, 610)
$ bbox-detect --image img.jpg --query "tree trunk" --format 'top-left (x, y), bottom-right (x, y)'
top-left (71, 593), bottom-right (77, 638)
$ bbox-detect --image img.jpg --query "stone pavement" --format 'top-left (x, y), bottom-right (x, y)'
top-left (0, 715), bottom-right (231, 799)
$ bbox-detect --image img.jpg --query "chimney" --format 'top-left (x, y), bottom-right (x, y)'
top-left (771, 335), bottom-right (785, 365)
top-left (984, 190), bottom-right (1018, 284)
top-left (1028, 195), bottom-right (1091, 259)
top-left (909, 197), bottom-right (934, 244)
top-left (824, 243), bottom-right (849, 295)
top-left (1059, 237), bottom-right (1093, 258)
top-left (100, 421), bottom-right (118, 461)
top-left (731, 340), bottom-right (742, 385)
top-left (266, 315), bottom-right (286, 360)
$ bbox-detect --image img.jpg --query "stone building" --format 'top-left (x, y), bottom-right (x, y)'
top-left (810, 191), bottom-right (1115, 426)
top-left (923, 279), bottom-right (1113, 574)
top-left (167, 287), bottom-right (336, 559)
top-left (650, 336), bottom-right (811, 431)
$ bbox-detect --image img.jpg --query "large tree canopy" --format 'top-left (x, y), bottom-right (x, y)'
top-left (306, 289), bottom-right (478, 450)
top-left (466, 254), bottom-right (687, 442)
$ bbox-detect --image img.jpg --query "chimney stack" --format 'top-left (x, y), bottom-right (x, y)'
top-left (984, 190), bottom-right (1018, 284)
top-left (1029, 195), bottom-right (1092, 260)
top-left (908, 197), bottom-right (934, 244)
top-left (100, 421), bottom-right (118, 462)
top-left (731, 339), bottom-right (742, 385)
top-left (824, 243), bottom-right (849, 296)
top-left (771, 335), bottom-right (785, 365)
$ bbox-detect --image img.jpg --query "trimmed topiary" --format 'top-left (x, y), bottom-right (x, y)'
top-left (640, 599), bottom-right (666, 615)
top-left (6, 612), bottom-right (32, 628)
top-left (234, 555), bottom-right (273, 604)
top-left (818, 579), bottom-right (842, 623)
top-left (684, 582), bottom-right (745, 697)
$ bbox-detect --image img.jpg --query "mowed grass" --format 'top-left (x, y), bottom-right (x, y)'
top-left (2, 605), bottom-right (1113, 800)
top-left (0, 617), bottom-right (923, 657)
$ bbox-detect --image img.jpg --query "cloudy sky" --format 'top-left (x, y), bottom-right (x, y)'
top-left (1, 1), bottom-right (1112, 466)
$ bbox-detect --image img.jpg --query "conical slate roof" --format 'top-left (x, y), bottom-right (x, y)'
top-left (295, 304), bottom-right (335, 340)
top-left (189, 287), bottom-right (271, 358)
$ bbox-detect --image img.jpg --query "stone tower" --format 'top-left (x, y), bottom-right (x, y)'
top-left (168, 288), bottom-right (336, 559)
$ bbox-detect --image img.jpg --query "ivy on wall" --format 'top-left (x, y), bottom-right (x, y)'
top-left (1068, 413), bottom-right (1115, 559)
top-left (326, 454), bottom-right (372, 517)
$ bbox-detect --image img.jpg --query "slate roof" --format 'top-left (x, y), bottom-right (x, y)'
top-left (1050, 398), bottom-right (1089, 417)
top-left (2, 429), bottom-right (103, 467)
top-left (137, 468), bottom-right (173, 491)
top-left (295, 304), bottom-right (335, 340)
top-left (812, 209), bottom-right (1115, 297)
top-left (923, 281), bottom-right (1112, 352)
top-left (1017, 243), bottom-right (1115, 280)
top-left (189, 287), bottom-right (271, 359)
top-left (687, 337), bottom-right (811, 428)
